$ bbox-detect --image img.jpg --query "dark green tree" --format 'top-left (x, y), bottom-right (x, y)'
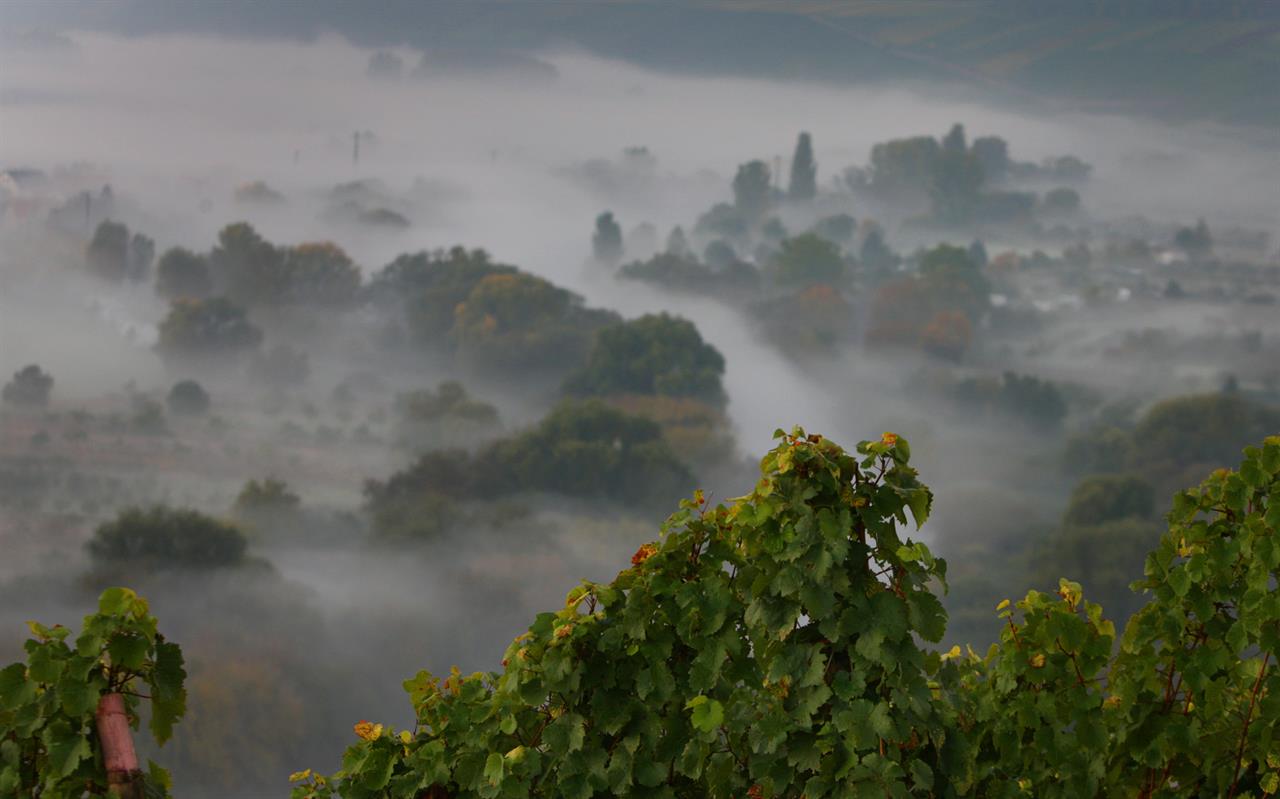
top-left (367, 247), bottom-right (516, 343)
top-left (732, 160), bottom-right (772, 221)
top-left (86, 220), bottom-right (130, 281)
top-left (155, 297), bottom-right (263, 360)
top-left (279, 242), bottom-right (362, 306)
top-left (1061, 474), bottom-right (1154, 527)
top-left (87, 506), bottom-right (247, 570)
top-left (592, 211), bottom-right (624, 266)
top-left (769, 232), bottom-right (846, 287)
top-left (563, 313), bottom-right (726, 405)
top-left (155, 247), bottom-right (213, 300)
top-left (971, 135), bottom-right (1010, 182)
top-left (787, 131), bottom-right (817, 201)
top-left (208, 222), bottom-right (286, 306)
top-left (1174, 218), bottom-right (1213, 261)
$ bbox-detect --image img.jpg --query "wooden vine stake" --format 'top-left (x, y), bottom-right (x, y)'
top-left (96, 692), bottom-right (144, 799)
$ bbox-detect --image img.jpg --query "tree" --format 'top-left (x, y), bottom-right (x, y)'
top-left (693, 203), bottom-right (749, 243)
top-left (971, 135), bottom-right (1010, 182)
top-left (208, 222), bottom-right (286, 306)
top-left (478, 400), bottom-right (692, 509)
top-left (967, 239), bottom-right (989, 268)
top-left (702, 239), bottom-right (737, 270)
top-left (868, 135), bottom-right (940, 197)
top-left (731, 160), bottom-right (772, 221)
top-left (665, 226), bottom-right (690, 257)
top-left (619, 252), bottom-right (759, 295)
top-left (919, 242), bottom-right (990, 318)
top-left (859, 226), bottom-right (899, 274)
top-left (86, 219), bottom-right (129, 281)
top-left (1174, 218), bottom-right (1213, 261)
top-left (155, 297), bottom-right (263, 360)
top-left (2, 364), bottom-right (53, 408)
top-left (166, 380), bottom-right (210, 416)
top-left (1061, 474), bottom-right (1154, 527)
top-left (367, 247), bottom-right (516, 343)
top-left (233, 478), bottom-right (302, 532)
top-left (128, 232), bottom-right (155, 283)
top-left (952, 371), bottom-right (1068, 428)
top-left (563, 313), bottom-right (726, 406)
top-left (452, 273), bottom-right (619, 372)
top-left (155, 247), bottom-right (213, 300)
top-left (87, 506), bottom-right (247, 570)
top-left (1129, 393), bottom-right (1280, 477)
top-left (592, 211), bottom-right (624, 266)
top-left (920, 310), bottom-right (973, 361)
top-left (930, 147), bottom-right (984, 223)
top-left (942, 122), bottom-right (967, 152)
top-left (769, 232), bottom-right (845, 286)
top-left (365, 401), bottom-right (693, 539)
top-left (787, 131), bottom-right (817, 201)
top-left (279, 242), bottom-right (362, 306)
top-left (753, 283), bottom-right (855, 355)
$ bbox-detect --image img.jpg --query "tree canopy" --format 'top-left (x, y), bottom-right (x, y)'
top-left (563, 314), bottom-right (727, 406)
top-left (87, 506), bottom-right (248, 570)
top-left (787, 132), bottom-right (817, 201)
top-left (155, 297), bottom-right (264, 360)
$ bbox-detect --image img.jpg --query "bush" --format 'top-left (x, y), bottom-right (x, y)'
top-left (87, 506), bottom-right (247, 570)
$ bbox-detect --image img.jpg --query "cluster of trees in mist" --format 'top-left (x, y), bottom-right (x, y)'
top-left (3, 107), bottom-right (1279, 798)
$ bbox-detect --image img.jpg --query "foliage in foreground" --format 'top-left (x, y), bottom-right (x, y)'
top-left (296, 429), bottom-right (1280, 799)
top-left (0, 587), bottom-right (187, 797)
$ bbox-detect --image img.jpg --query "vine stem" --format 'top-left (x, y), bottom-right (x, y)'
top-left (1227, 651), bottom-right (1270, 799)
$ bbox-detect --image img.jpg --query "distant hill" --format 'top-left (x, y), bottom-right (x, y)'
top-left (4, 0), bottom-right (1278, 126)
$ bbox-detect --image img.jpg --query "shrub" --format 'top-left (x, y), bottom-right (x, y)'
top-left (87, 506), bottom-right (247, 570)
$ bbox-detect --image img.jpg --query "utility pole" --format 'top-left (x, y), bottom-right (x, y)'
top-left (353, 131), bottom-right (360, 167)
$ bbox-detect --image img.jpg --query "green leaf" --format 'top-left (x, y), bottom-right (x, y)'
top-left (484, 752), bottom-right (505, 786)
top-left (27, 644), bottom-right (65, 684)
top-left (144, 760), bottom-right (173, 799)
top-left (42, 720), bottom-right (91, 778)
top-left (107, 634), bottom-right (150, 672)
top-left (543, 712), bottom-right (585, 754)
top-left (57, 673), bottom-right (99, 717)
top-left (0, 663), bottom-right (34, 710)
top-left (685, 696), bottom-right (724, 732)
top-left (98, 587), bottom-right (137, 616)
top-left (148, 640), bottom-right (187, 745)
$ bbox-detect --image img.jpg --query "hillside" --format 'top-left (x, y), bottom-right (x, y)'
top-left (4, 0), bottom-right (1279, 127)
